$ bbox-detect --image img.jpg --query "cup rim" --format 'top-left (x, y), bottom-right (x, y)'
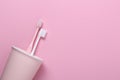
top-left (11, 45), bottom-right (43, 62)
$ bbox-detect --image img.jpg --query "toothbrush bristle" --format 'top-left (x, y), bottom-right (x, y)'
top-left (37, 19), bottom-right (43, 27)
top-left (40, 29), bottom-right (47, 38)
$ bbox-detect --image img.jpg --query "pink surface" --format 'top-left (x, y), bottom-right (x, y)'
top-left (0, 0), bottom-right (120, 80)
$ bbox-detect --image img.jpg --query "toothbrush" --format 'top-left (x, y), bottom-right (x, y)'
top-left (31, 28), bottom-right (47, 55)
top-left (27, 20), bottom-right (43, 53)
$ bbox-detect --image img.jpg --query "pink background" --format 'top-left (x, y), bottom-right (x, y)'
top-left (0, 0), bottom-right (120, 80)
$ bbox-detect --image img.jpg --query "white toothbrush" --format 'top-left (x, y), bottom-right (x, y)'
top-left (27, 20), bottom-right (43, 53)
top-left (31, 28), bottom-right (47, 55)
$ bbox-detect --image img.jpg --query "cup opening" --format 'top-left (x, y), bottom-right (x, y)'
top-left (11, 46), bottom-right (43, 62)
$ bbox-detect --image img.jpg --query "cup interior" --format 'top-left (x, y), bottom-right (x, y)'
top-left (12, 46), bottom-right (43, 62)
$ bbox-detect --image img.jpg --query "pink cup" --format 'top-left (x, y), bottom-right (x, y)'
top-left (0, 46), bottom-right (43, 80)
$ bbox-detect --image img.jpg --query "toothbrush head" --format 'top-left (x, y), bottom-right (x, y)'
top-left (37, 19), bottom-right (43, 27)
top-left (39, 29), bottom-right (47, 38)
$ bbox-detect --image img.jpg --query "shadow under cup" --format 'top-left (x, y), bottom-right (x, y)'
top-left (0, 46), bottom-right (43, 80)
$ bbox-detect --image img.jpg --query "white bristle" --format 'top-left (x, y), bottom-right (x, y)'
top-left (37, 19), bottom-right (43, 27)
top-left (39, 29), bottom-right (47, 37)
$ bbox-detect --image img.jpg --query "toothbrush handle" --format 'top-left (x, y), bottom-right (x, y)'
top-left (31, 34), bottom-right (41, 55)
top-left (27, 28), bottom-right (40, 53)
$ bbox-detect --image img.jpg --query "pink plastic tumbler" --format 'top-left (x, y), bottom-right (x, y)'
top-left (0, 46), bottom-right (43, 80)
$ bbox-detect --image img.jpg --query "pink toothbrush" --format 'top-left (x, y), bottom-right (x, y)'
top-left (27, 20), bottom-right (43, 53)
